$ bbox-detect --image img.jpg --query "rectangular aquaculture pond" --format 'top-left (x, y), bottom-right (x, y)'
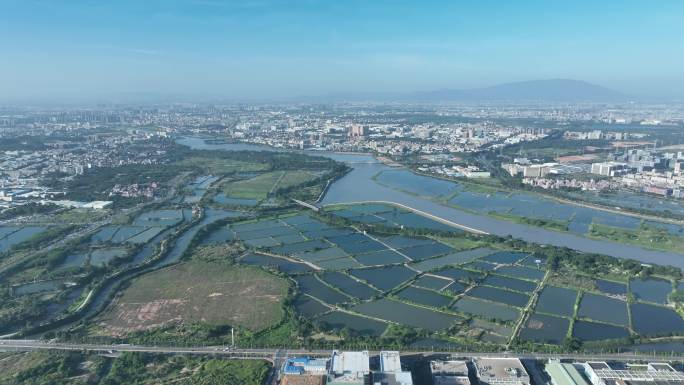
top-left (353, 298), bottom-right (461, 331)
top-left (350, 265), bottom-right (417, 291)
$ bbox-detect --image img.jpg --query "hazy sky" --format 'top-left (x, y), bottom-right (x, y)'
top-left (2, 0), bottom-right (683, 101)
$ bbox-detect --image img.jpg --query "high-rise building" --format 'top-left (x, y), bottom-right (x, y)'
top-left (349, 124), bottom-right (368, 137)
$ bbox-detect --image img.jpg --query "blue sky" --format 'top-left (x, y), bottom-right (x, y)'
top-left (1, 0), bottom-right (683, 101)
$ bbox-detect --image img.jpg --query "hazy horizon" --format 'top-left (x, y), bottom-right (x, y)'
top-left (2, 0), bottom-right (684, 102)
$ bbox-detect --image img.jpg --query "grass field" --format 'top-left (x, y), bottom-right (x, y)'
top-left (589, 223), bottom-right (684, 253)
top-left (97, 261), bottom-right (289, 336)
top-left (223, 170), bottom-right (317, 200)
top-left (431, 235), bottom-right (484, 251)
top-left (275, 170), bottom-right (318, 190)
top-left (174, 156), bottom-right (268, 175)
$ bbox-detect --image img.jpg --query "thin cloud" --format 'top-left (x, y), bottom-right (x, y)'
top-left (126, 48), bottom-right (163, 56)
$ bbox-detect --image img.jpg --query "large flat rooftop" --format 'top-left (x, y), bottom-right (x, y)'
top-left (473, 358), bottom-right (530, 385)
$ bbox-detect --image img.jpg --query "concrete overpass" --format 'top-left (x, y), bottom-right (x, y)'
top-left (1, 339), bottom-right (683, 362)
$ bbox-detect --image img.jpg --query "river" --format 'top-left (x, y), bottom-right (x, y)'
top-left (178, 136), bottom-right (684, 268)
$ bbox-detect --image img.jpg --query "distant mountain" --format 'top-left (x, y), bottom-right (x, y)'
top-left (410, 79), bottom-right (627, 102)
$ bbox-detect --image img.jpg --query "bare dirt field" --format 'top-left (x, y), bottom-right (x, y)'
top-left (97, 261), bottom-right (289, 336)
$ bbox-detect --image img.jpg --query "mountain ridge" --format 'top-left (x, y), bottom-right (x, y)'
top-left (408, 79), bottom-right (627, 102)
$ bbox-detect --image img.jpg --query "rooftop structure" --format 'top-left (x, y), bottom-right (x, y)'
top-left (373, 372), bottom-right (414, 385)
top-left (329, 350), bottom-right (370, 385)
top-left (375, 351), bottom-right (413, 385)
top-left (282, 356), bottom-right (329, 376)
top-left (380, 351), bottom-right (402, 373)
top-left (430, 360), bottom-right (471, 385)
top-left (590, 162), bottom-right (630, 177)
top-left (473, 358), bottom-right (531, 385)
top-left (582, 362), bottom-right (684, 385)
top-left (281, 375), bottom-right (326, 385)
top-left (546, 361), bottom-right (591, 385)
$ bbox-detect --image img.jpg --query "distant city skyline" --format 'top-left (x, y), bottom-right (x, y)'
top-left (1, 0), bottom-right (683, 102)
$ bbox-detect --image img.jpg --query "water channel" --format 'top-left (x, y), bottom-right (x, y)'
top-left (178, 137), bottom-right (684, 268)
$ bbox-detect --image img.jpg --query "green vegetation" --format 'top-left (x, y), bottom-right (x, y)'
top-left (489, 211), bottom-right (569, 232)
top-left (275, 170), bottom-right (320, 190)
top-left (589, 223), bottom-right (684, 253)
top-left (0, 135), bottom-right (59, 151)
top-left (12, 225), bottom-right (77, 252)
top-left (49, 208), bottom-right (110, 224)
top-left (223, 171), bottom-right (287, 199)
top-left (102, 352), bottom-right (269, 385)
top-left (9, 134), bottom-right (684, 355)
top-left (0, 203), bottom-right (60, 220)
top-left (0, 351), bottom-right (269, 385)
top-left (36, 204), bottom-right (680, 352)
top-left (174, 155), bottom-right (268, 174)
top-left (547, 271), bottom-right (600, 292)
top-left (45, 142), bottom-right (345, 209)
top-left (431, 235), bottom-right (484, 251)
top-left (48, 163), bottom-right (182, 206)
top-left (222, 170), bottom-right (321, 200)
top-left (0, 146), bottom-right (346, 340)
top-left (671, 290), bottom-right (684, 303)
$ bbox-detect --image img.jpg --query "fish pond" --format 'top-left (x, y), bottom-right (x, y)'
top-left (494, 266), bottom-right (545, 281)
top-left (294, 275), bottom-right (351, 305)
top-left (572, 321), bottom-right (630, 341)
top-left (89, 248), bottom-right (128, 266)
top-left (467, 286), bottom-right (530, 308)
top-left (481, 251), bottom-right (529, 265)
top-left (595, 279), bottom-right (627, 296)
top-left (412, 275), bottom-right (454, 291)
top-left (353, 298), bottom-right (461, 331)
top-left (354, 249), bottom-right (408, 265)
top-left (239, 253), bottom-right (313, 274)
top-left (432, 267), bottom-right (483, 283)
top-left (630, 278), bottom-right (673, 304)
top-left (631, 303), bottom-right (684, 336)
top-left (317, 311), bottom-right (388, 336)
top-left (395, 286), bottom-right (453, 308)
top-left (577, 293), bottom-right (629, 326)
top-left (0, 226), bottom-right (47, 252)
top-left (350, 265), bottom-right (416, 291)
top-left (534, 286), bottom-right (578, 317)
top-left (410, 248), bottom-right (496, 272)
top-left (12, 279), bottom-right (68, 296)
top-left (318, 272), bottom-right (379, 300)
top-left (520, 313), bottom-right (570, 344)
top-left (452, 297), bottom-right (520, 322)
top-left (482, 275), bottom-right (537, 293)
top-left (293, 295), bottom-right (329, 317)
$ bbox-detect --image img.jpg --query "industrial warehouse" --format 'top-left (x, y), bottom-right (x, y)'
top-left (277, 352), bottom-right (684, 385)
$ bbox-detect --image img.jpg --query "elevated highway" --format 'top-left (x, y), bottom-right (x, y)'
top-left (0, 339), bottom-right (682, 362)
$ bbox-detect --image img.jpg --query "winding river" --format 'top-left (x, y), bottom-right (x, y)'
top-left (178, 137), bottom-right (684, 268)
